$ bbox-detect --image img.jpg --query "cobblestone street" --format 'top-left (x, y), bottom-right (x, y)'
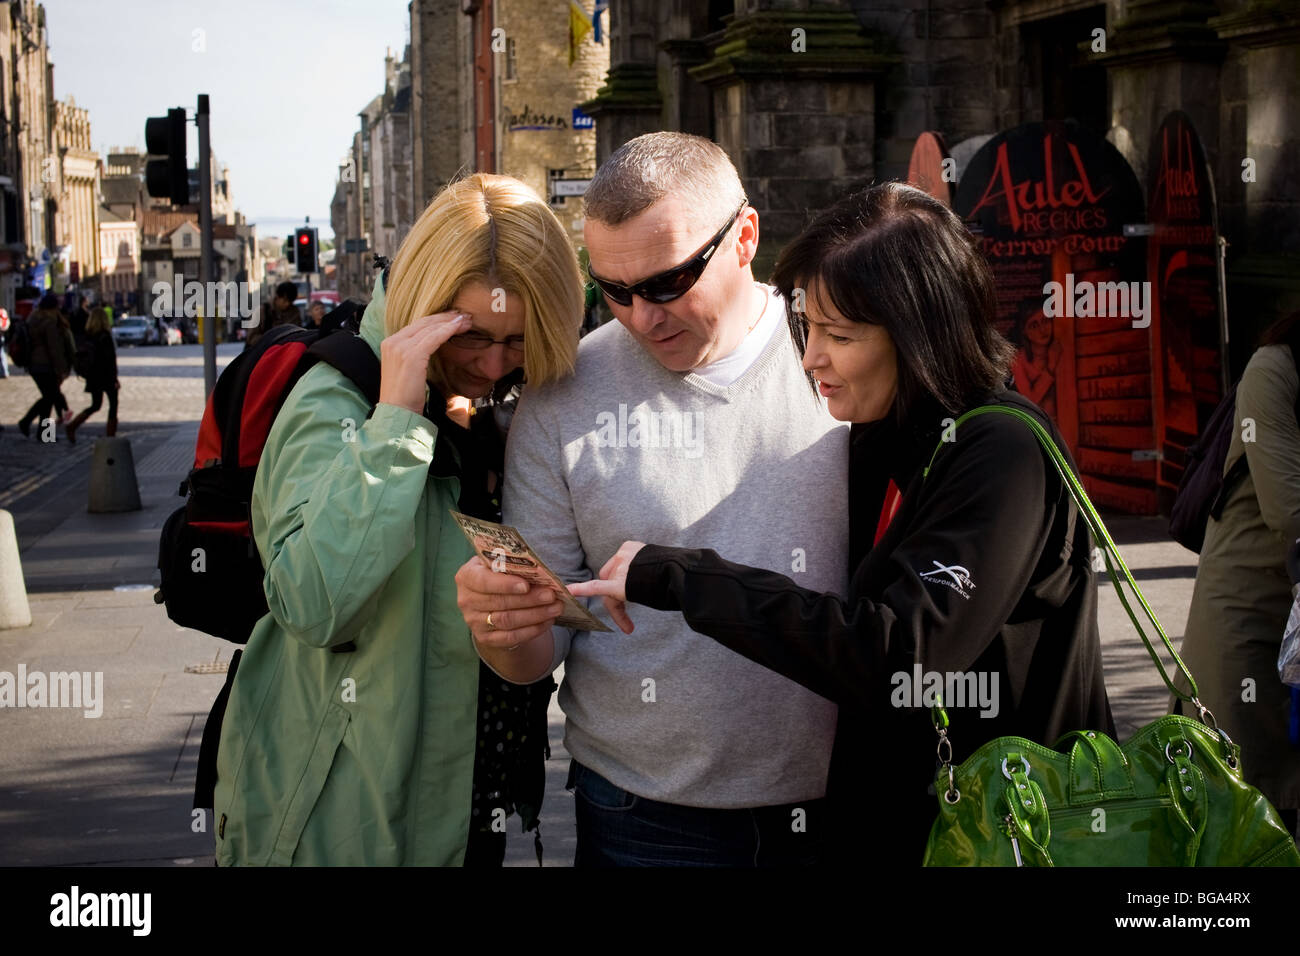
top-left (0, 344), bottom-right (240, 546)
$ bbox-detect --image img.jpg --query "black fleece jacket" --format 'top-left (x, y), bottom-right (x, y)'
top-left (626, 388), bottom-right (1115, 865)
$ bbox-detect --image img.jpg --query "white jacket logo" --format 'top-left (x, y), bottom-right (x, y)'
top-left (919, 561), bottom-right (976, 600)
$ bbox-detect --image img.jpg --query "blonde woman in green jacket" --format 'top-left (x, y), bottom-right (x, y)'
top-left (214, 174), bottom-right (583, 866)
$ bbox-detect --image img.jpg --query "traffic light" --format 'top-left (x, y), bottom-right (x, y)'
top-left (283, 236), bottom-right (295, 267)
top-left (144, 108), bottom-right (189, 205)
top-left (295, 227), bottom-right (318, 274)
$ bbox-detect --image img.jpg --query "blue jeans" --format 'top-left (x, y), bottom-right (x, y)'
top-left (568, 760), bottom-right (828, 867)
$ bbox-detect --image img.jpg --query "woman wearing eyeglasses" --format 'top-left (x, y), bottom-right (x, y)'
top-left (214, 173), bottom-right (584, 866)
top-left (568, 182), bottom-right (1114, 865)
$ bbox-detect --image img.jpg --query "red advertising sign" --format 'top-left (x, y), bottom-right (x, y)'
top-left (955, 121), bottom-right (1152, 513)
top-left (1147, 111), bottom-right (1223, 513)
top-left (906, 132), bottom-right (953, 206)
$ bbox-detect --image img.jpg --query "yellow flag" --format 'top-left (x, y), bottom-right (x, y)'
top-left (569, 0), bottom-right (592, 67)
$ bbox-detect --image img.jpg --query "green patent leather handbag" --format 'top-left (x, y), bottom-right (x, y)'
top-left (920, 405), bottom-right (1300, 867)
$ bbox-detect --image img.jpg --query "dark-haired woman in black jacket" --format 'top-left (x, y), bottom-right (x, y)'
top-left (571, 182), bottom-right (1115, 865)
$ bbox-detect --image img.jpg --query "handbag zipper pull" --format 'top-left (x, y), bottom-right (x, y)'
top-left (1003, 814), bottom-right (1025, 867)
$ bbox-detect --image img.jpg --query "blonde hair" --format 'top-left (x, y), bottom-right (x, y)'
top-left (87, 306), bottom-right (111, 336)
top-left (384, 173), bottom-right (582, 392)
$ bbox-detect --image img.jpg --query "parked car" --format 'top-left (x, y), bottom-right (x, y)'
top-left (160, 321), bottom-right (183, 346)
top-left (111, 315), bottom-right (156, 347)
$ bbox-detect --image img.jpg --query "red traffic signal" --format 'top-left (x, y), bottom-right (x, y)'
top-left (294, 227), bottom-right (319, 274)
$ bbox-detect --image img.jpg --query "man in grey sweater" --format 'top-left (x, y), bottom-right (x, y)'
top-left (455, 132), bottom-right (848, 865)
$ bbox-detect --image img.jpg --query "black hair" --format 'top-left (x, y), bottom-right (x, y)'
top-left (771, 181), bottom-right (1015, 421)
top-left (275, 281), bottom-right (297, 302)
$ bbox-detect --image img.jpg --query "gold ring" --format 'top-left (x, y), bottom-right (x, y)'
top-left (486, 612), bottom-right (495, 630)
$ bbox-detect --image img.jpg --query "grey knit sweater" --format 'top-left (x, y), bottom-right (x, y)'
top-left (500, 297), bottom-right (850, 808)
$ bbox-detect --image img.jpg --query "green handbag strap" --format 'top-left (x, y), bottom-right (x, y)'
top-left (920, 404), bottom-right (1225, 736)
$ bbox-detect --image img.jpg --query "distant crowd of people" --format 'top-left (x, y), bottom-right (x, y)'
top-left (1, 293), bottom-right (119, 443)
top-left (0, 284), bottom-right (350, 442)
top-left (242, 281), bottom-right (340, 350)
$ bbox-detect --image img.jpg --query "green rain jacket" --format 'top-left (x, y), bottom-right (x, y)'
top-left (214, 276), bottom-right (480, 865)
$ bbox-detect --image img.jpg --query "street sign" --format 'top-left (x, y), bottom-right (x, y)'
top-left (344, 238), bottom-right (369, 253)
top-left (552, 179), bottom-right (591, 198)
top-left (572, 108), bottom-right (594, 130)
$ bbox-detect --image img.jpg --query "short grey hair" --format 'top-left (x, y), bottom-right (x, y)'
top-left (584, 132), bottom-right (747, 231)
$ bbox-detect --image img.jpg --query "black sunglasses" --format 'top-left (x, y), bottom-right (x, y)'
top-left (587, 203), bottom-right (747, 307)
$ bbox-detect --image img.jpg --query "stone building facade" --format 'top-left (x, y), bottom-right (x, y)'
top-left (53, 96), bottom-right (99, 286)
top-left (587, 0), bottom-right (1298, 363)
top-left (0, 7), bottom-right (21, 311)
top-left (409, 0), bottom-right (474, 207)
top-left (366, 52), bottom-right (415, 266)
top-left (97, 206), bottom-right (138, 304)
top-left (333, 57), bottom-right (415, 303)
top-left (584, 1), bottom-right (889, 277)
top-left (12, 1), bottom-right (52, 252)
top-left (330, 130), bottom-right (368, 300)
top-left (496, 0), bottom-right (608, 237)
top-left (332, 1), bottom-right (608, 299)
top-left (3, 0), bottom-right (56, 307)
top-left (100, 150), bottom-right (147, 310)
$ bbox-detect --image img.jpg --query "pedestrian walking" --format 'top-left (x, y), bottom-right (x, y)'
top-left (65, 306), bottom-right (119, 444)
top-left (16, 295), bottom-right (75, 439)
top-left (243, 281), bottom-right (303, 350)
top-left (1173, 311), bottom-right (1300, 837)
top-left (0, 307), bottom-right (10, 378)
top-left (69, 294), bottom-right (90, 338)
top-left (214, 173), bottom-right (584, 866)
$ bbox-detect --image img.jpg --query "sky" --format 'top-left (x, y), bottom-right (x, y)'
top-left (43, 0), bottom-right (417, 240)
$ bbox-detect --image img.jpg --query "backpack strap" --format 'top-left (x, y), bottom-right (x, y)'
top-left (220, 324), bottom-right (316, 471)
top-left (307, 331), bottom-right (382, 408)
top-left (1289, 337), bottom-right (1300, 423)
top-left (1209, 453), bottom-right (1251, 521)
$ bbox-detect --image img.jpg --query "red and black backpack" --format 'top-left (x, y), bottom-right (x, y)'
top-left (155, 305), bottom-right (380, 643)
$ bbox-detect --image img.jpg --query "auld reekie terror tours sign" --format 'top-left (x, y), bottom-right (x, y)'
top-left (1147, 111), bottom-right (1223, 513)
top-left (955, 121), bottom-right (1154, 514)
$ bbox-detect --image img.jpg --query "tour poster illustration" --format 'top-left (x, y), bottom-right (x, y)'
top-left (955, 121), bottom-right (1154, 513)
top-left (1146, 111), bottom-right (1223, 512)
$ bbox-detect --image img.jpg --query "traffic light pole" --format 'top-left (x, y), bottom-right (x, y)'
top-left (307, 217), bottom-right (314, 297)
top-left (198, 94), bottom-right (216, 397)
